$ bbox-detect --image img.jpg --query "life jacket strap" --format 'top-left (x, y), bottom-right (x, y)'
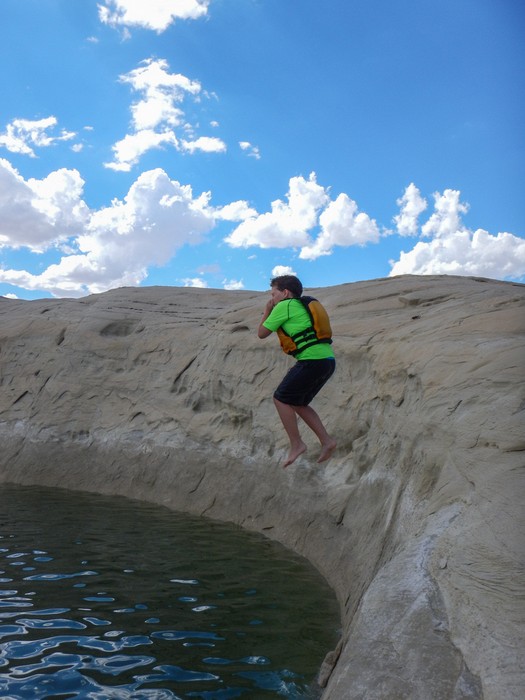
top-left (288, 327), bottom-right (332, 356)
top-left (290, 327), bottom-right (318, 343)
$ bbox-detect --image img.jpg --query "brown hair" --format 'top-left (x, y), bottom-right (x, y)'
top-left (270, 275), bottom-right (303, 298)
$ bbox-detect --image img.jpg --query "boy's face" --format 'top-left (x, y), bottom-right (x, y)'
top-left (270, 285), bottom-right (291, 305)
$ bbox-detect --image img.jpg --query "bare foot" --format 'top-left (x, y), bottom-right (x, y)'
top-left (317, 439), bottom-right (337, 463)
top-left (282, 441), bottom-right (307, 468)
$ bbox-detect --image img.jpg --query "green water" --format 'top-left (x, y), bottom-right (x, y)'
top-left (0, 484), bottom-right (340, 698)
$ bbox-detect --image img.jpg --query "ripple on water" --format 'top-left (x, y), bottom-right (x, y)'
top-left (0, 484), bottom-right (340, 698)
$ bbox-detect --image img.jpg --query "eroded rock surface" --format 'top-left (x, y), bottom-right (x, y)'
top-left (0, 275), bottom-right (524, 699)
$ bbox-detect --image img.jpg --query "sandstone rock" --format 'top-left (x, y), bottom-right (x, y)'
top-left (0, 274), bottom-right (523, 699)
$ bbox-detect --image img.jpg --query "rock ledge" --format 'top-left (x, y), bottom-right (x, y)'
top-left (1, 275), bottom-right (524, 699)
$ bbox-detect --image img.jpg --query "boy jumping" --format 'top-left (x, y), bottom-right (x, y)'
top-left (258, 275), bottom-right (337, 468)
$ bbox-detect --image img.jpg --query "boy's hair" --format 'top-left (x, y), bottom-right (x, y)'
top-left (270, 275), bottom-right (303, 298)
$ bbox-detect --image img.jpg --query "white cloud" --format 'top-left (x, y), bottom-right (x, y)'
top-left (299, 193), bottom-right (380, 260)
top-left (390, 229), bottom-right (525, 280)
top-left (105, 129), bottom-right (178, 171)
top-left (0, 159), bottom-right (88, 251)
top-left (3, 162), bottom-right (522, 296)
top-left (0, 117), bottom-right (76, 157)
top-left (105, 58), bottom-right (223, 170)
top-left (271, 265), bottom-right (296, 277)
top-left (181, 277), bottom-right (208, 288)
top-left (0, 254), bottom-right (131, 297)
top-left (394, 183), bottom-right (427, 236)
top-left (123, 58), bottom-right (201, 130)
top-left (389, 188), bottom-right (525, 280)
top-left (214, 200), bottom-right (258, 222)
top-left (225, 173), bottom-right (379, 260)
top-left (181, 136), bottom-right (226, 154)
top-left (239, 141), bottom-right (261, 159)
top-left (225, 173), bottom-right (329, 250)
top-left (0, 165), bottom-right (216, 297)
top-left (99, 0), bottom-right (210, 33)
top-left (222, 278), bottom-right (244, 290)
top-left (422, 189), bottom-right (469, 238)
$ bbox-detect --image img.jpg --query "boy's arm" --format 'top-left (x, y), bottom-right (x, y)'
top-left (257, 299), bottom-right (275, 339)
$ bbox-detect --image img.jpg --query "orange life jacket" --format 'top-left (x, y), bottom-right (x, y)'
top-left (276, 296), bottom-right (333, 356)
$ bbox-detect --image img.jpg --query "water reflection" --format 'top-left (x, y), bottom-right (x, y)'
top-left (0, 485), bottom-right (339, 698)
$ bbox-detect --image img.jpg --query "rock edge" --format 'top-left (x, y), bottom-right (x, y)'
top-left (1, 274), bottom-right (524, 699)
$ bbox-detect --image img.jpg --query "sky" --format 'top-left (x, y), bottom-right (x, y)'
top-left (0, 0), bottom-right (524, 299)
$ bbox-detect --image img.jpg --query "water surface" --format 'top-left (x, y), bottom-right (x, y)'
top-left (0, 485), bottom-right (340, 698)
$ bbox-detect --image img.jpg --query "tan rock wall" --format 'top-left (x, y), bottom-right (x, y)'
top-left (0, 275), bottom-right (524, 699)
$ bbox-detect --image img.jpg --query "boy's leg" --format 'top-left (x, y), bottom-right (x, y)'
top-left (273, 397), bottom-right (307, 467)
top-left (294, 405), bottom-right (337, 463)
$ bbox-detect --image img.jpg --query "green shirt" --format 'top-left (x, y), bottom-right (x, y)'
top-left (263, 298), bottom-right (335, 360)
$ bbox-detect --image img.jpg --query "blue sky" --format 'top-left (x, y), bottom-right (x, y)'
top-left (0, 0), bottom-right (524, 299)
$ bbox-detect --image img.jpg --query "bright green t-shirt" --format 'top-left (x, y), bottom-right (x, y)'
top-left (263, 298), bottom-right (335, 360)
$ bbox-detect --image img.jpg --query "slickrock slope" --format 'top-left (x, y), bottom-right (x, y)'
top-left (0, 275), bottom-right (524, 699)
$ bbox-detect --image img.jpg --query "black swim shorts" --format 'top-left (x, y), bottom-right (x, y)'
top-left (273, 358), bottom-right (336, 406)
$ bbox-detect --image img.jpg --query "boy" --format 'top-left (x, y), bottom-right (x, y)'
top-left (258, 275), bottom-right (336, 467)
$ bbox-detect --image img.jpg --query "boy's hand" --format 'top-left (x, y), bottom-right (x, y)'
top-left (264, 298), bottom-right (275, 314)
top-left (258, 299), bottom-right (275, 339)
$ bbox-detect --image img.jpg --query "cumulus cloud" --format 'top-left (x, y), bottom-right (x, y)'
top-left (99, 0), bottom-right (210, 33)
top-left (0, 117), bottom-right (76, 157)
top-left (181, 136), bottom-right (226, 154)
top-left (222, 278), bottom-right (244, 290)
top-left (390, 188), bottom-right (525, 280)
top-left (123, 58), bottom-right (201, 129)
top-left (0, 159), bottom-right (88, 251)
top-left (271, 265), bottom-right (296, 277)
top-left (225, 173), bottom-right (329, 250)
top-left (421, 189), bottom-right (469, 238)
top-left (180, 277), bottom-right (209, 288)
top-left (3, 162), bottom-right (523, 296)
top-left (105, 58), bottom-right (224, 171)
top-left (214, 200), bottom-right (258, 222)
top-left (0, 165), bottom-right (215, 296)
top-left (300, 193), bottom-right (380, 260)
top-left (394, 183), bottom-right (427, 236)
top-left (225, 173), bottom-right (379, 260)
top-left (105, 129), bottom-right (179, 172)
top-left (390, 229), bottom-right (525, 279)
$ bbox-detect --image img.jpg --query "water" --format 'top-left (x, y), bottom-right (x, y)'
top-left (0, 485), bottom-right (340, 699)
